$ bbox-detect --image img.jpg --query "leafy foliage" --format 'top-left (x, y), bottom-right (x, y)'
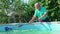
top-left (0, 0), bottom-right (60, 24)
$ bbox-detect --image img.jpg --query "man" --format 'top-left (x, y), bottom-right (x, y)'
top-left (29, 3), bottom-right (50, 23)
top-left (29, 3), bottom-right (51, 30)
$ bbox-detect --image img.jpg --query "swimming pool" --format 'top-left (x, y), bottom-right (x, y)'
top-left (0, 22), bottom-right (60, 34)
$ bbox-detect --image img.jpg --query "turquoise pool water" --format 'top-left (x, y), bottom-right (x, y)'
top-left (0, 22), bottom-right (60, 34)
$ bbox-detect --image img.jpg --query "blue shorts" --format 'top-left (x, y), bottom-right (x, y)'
top-left (42, 18), bottom-right (50, 22)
